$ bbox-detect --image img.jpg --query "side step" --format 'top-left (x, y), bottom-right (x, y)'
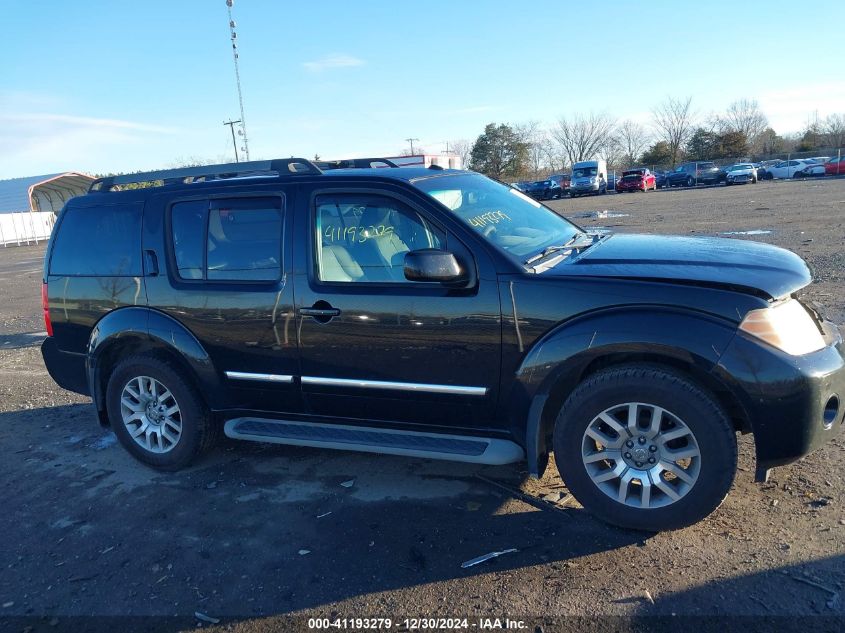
top-left (224, 418), bottom-right (524, 465)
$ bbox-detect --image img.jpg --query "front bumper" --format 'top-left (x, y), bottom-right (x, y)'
top-left (616, 183), bottom-right (644, 192)
top-left (714, 320), bottom-right (845, 474)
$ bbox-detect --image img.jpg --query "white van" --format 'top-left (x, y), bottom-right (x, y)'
top-left (570, 159), bottom-right (607, 197)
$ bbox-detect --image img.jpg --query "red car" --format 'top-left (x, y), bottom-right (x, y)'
top-left (825, 156), bottom-right (845, 176)
top-left (616, 168), bottom-right (656, 192)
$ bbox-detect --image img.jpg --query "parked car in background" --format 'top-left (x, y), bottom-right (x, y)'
top-left (510, 182), bottom-right (527, 191)
top-left (616, 168), bottom-right (657, 192)
top-left (764, 159), bottom-right (814, 180)
top-left (654, 169), bottom-right (670, 189)
top-left (548, 173), bottom-right (571, 193)
top-left (757, 160), bottom-right (779, 181)
top-left (725, 163), bottom-right (758, 185)
top-left (570, 159), bottom-right (608, 197)
top-left (667, 161), bottom-right (722, 187)
top-left (802, 162), bottom-right (828, 177)
top-left (824, 156), bottom-right (845, 176)
top-left (523, 179), bottom-right (562, 200)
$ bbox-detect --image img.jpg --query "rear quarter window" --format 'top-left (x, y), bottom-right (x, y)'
top-left (50, 203), bottom-right (142, 276)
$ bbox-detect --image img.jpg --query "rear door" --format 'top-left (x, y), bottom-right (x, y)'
top-left (292, 183), bottom-right (502, 432)
top-left (143, 188), bottom-right (301, 414)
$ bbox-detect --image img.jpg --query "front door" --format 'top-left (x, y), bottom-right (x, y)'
top-left (293, 187), bottom-right (501, 432)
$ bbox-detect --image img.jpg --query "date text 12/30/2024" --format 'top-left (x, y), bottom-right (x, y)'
top-left (307, 617), bottom-right (528, 630)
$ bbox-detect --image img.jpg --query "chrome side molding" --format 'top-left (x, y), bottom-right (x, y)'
top-left (225, 371), bottom-right (294, 384)
top-left (300, 376), bottom-right (487, 396)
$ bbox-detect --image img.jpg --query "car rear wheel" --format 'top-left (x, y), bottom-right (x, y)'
top-left (106, 355), bottom-right (219, 470)
top-left (553, 365), bottom-right (737, 531)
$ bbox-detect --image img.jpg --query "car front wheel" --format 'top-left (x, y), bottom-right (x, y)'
top-left (106, 355), bottom-right (219, 470)
top-left (553, 365), bottom-right (737, 531)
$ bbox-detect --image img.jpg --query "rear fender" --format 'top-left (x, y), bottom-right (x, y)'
top-left (512, 307), bottom-right (740, 477)
top-left (87, 308), bottom-right (224, 422)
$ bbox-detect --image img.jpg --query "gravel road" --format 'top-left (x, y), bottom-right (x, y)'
top-left (0, 177), bottom-right (843, 632)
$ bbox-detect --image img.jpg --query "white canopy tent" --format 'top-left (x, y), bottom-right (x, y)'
top-left (0, 172), bottom-right (95, 246)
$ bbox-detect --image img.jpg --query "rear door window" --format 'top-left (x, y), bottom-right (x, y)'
top-left (50, 203), bottom-right (142, 276)
top-left (170, 195), bottom-right (284, 282)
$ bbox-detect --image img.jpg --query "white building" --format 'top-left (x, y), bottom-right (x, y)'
top-left (384, 154), bottom-right (463, 170)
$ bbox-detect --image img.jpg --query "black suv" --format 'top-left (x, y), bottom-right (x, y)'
top-left (41, 158), bottom-right (845, 531)
top-left (666, 161), bottom-right (724, 187)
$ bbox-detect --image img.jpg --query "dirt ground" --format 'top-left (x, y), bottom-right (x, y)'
top-left (1, 178), bottom-right (844, 632)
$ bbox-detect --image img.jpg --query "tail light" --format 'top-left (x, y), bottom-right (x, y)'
top-left (41, 282), bottom-right (53, 337)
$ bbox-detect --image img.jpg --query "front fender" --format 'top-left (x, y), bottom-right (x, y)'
top-left (87, 308), bottom-right (225, 418)
top-left (512, 307), bottom-right (740, 477)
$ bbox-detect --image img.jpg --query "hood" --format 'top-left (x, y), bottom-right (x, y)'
top-left (544, 234), bottom-right (811, 300)
top-left (728, 167), bottom-right (754, 175)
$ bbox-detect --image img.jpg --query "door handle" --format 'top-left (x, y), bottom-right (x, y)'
top-left (144, 250), bottom-right (159, 277)
top-left (299, 307), bottom-right (341, 317)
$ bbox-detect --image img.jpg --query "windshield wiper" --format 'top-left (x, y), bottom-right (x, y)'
top-left (524, 232), bottom-right (596, 266)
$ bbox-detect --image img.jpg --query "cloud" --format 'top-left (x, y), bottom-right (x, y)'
top-left (302, 54), bottom-right (365, 72)
top-left (2, 113), bottom-right (177, 134)
top-left (0, 111), bottom-right (179, 177)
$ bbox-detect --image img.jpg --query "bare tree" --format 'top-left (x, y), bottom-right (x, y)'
top-left (652, 96), bottom-right (695, 167)
top-left (616, 120), bottom-right (650, 167)
top-left (552, 112), bottom-right (617, 167)
top-left (822, 113), bottom-right (845, 149)
top-left (447, 139), bottom-right (473, 169)
top-left (515, 121), bottom-right (553, 178)
top-left (722, 99), bottom-right (769, 142)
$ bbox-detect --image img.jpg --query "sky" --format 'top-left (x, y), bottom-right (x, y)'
top-left (2, 0), bottom-right (843, 178)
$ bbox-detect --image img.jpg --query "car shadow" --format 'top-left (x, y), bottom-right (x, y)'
top-left (1, 403), bottom-right (648, 626)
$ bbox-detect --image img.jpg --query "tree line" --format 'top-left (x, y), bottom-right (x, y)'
top-left (453, 98), bottom-right (845, 180)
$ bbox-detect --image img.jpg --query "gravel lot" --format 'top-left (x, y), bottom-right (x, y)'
top-left (1, 178), bottom-right (844, 632)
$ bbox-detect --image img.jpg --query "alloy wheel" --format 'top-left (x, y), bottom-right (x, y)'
top-left (120, 376), bottom-right (182, 454)
top-left (581, 402), bottom-right (701, 509)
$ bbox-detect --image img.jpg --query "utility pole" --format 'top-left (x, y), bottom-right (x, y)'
top-left (223, 119), bottom-right (241, 162)
top-left (226, 0), bottom-right (250, 160)
top-left (405, 138), bottom-right (419, 155)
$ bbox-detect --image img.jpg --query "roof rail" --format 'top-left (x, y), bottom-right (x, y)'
top-left (313, 157), bottom-right (399, 170)
top-left (89, 157), bottom-right (322, 192)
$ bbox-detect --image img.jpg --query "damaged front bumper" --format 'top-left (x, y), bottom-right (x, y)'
top-left (714, 319), bottom-right (845, 481)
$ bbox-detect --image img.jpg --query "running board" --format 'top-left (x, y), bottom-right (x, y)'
top-left (224, 418), bottom-right (524, 465)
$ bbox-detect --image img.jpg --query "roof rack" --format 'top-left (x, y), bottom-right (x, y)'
top-left (89, 157), bottom-right (322, 192)
top-left (314, 158), bottom-right (399, 170)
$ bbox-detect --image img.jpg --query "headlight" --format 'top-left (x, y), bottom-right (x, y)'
top-left (739, 299), bottom-right (825, 355)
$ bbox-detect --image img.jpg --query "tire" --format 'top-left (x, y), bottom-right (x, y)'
top-left (552, 364), bottom-right (737, 531)
top-left (686, 176), bottom-right (694, 187)
top-left (106, 354), bottom-right (219, 471)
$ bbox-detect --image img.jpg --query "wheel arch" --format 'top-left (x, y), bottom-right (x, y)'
top-left (87, 307), bottom-right (224, 425)
top-left (514, 308), bottom-right (751, 478)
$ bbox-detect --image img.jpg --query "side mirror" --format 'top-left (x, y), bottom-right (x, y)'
top-left (404, 249), bottom-right (466, 283)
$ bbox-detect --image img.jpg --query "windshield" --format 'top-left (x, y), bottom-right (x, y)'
top-left (728, 164), bottom-right (753, 171)
top-left (573, 167), bottom-right (597, 178)
top-left (412, 173), bottom-right (580, 259)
